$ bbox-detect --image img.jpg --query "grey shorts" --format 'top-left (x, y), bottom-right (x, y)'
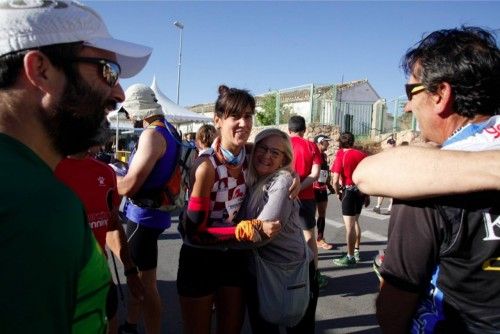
top-left (298, 199), bottom-right (317, 230)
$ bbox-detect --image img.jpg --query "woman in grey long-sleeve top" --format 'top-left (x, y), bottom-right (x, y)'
top-left (238, 128), bottom-right (318, 333)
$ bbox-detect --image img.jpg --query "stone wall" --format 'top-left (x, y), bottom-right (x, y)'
top-left (249, 123), bottom-right (421, 165)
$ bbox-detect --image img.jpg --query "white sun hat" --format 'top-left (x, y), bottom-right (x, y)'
top-left (123, 84), bottom-right (164, 121)
top-left (0, 0), bottom-right (152, 78)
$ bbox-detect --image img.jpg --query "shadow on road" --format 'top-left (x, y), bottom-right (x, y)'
top-left (115, 280), bottom-right (183, 334)
top-left (316, 313), bottom-right (381, 333)
top-left (319, 271), bottom-right (379, 297)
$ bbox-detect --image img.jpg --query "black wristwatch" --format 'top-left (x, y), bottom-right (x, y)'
top-left (124, 267), bottom-right (139, 277)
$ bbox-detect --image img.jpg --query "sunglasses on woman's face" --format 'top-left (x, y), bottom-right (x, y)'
top-left (69, 57), bottom-right (121, 87)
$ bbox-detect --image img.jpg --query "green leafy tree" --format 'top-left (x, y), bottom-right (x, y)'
top-left (256, 93), bottom-right (296, 126)
top-left (256, 94), bottom-right (277, 126)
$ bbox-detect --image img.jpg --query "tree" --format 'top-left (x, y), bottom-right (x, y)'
top-left (256, 94), bottom-right (277, 126)
top-left (255, 93), bottom-right (295, 126)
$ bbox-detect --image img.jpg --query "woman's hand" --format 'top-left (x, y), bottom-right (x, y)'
top-left (261, 220), bottom-right (281, 239)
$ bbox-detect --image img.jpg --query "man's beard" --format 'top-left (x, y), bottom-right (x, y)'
top-left (41, 74), bottom-right (115, 156)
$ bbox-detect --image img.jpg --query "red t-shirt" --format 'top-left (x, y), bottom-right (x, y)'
top-left (330, 148), bottom-right (367, 186)
top-left (55, 157), bottom-right (120, 251)
top-left (290, 136), bottom-right (322, 200)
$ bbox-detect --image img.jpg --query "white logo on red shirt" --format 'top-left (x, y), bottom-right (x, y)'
top-left (97, 176), bottom-right (105, 187)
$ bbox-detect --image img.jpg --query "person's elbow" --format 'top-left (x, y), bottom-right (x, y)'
top-left (117, 175), bottom-right (141, 197)
top-left (352, 164), bottom-right (371, 194)
top-left (352, 168), bottom-right (364, 190)
top-left (310, 165), bottom-right (320, 180)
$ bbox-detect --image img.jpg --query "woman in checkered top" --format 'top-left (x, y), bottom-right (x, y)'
top-left (177, 85), bottom-right (281, 334)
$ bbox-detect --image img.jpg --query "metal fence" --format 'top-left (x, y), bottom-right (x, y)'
top-left (269, 84), bottom-right (376, 136)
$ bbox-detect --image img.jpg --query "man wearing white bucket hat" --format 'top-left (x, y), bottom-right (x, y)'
top-left (0, 1), bottom-right (151, 333)
top-left (117, 84), bottom-right (180, 334)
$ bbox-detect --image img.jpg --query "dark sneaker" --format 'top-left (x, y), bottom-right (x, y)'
top-left (333, 254), bottom-right (357, 267)
top-left (373, 206), bottom-right (381, 214)
top-left (317, 272), bottom-right (329, 289)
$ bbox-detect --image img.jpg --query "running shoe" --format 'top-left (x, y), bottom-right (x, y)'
top-left (317, 238), bottom-right (334, 250)
top-left (332, 254), bottom-right (357, 267)
top-left (354, 249), bottom-right (360, 262)
top-left (317, 272), bottom-right (329, 289)
top-left (373, 206), bottom-right (381, 214)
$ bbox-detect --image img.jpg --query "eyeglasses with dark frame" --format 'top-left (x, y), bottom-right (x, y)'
top-left (68, 57), bottom-right (121, 87)
top-left (405, 83), bottom-right (426, 101)
top-left (255, 144), bottom-right (285, 160)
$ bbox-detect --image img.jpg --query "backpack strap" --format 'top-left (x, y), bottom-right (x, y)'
top-left (146, 120), bottom-right (178, 180)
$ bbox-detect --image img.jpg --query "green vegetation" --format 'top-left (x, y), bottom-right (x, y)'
top-left (256, 93), bottom-right (295, 126)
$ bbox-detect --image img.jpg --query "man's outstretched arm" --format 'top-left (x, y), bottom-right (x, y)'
top-left (353, 146), bottom-right (500, 199)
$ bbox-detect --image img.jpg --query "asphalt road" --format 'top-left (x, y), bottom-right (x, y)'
top-left (111, 195), bottom-right (391, 333)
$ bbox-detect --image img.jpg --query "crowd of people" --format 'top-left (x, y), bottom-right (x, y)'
top-left (1, 1), bottom-right (499, 334)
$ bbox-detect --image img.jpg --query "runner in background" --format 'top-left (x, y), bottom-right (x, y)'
top-left (331, 132), bottom-right (369, 266)
top-left (373, 137), bottom-right (396, 215)
top-left (313, 135), bottom-right (334, 250)
top-left (56, 149), bottom-right (143, 334)
top-left (117, 84), bottom-right (178, 334)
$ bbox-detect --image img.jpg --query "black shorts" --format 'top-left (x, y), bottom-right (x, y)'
top-left (341, 187), bottom-right (364, 216)
top-left (298, 199), bottom-right (317, 230)
top-left (314, 189), bottom-right (328, 203)
top-left (177, 244), bottom-right (248, 298)
top-left (106, 283), bottom-right (118, 319)
top-left (126, 221), bottom-right (165, 271)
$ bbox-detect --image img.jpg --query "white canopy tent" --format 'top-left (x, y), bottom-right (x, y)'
top-left (150, 77), bottom-right (212, 124)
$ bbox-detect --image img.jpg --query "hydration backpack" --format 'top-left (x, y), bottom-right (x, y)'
top-left (148, 120), bottom-right (193, 212)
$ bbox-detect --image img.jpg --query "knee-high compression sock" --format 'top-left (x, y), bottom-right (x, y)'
top-left (317, 217), bottom-right (326, 240)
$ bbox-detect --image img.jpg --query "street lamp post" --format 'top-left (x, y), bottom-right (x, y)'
top-left (174, 21), bottom-right (184, 105)
top-left (114, 108), bottom-right (126, 159)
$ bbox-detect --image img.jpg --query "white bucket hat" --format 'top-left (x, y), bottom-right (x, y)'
top-left (123, 84), bottom-right (164, 121)
top-left (0, 0), bottom-right (152, 78)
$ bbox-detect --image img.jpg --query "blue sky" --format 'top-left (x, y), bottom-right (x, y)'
top-left (87, 1), bottom-right (500, 111)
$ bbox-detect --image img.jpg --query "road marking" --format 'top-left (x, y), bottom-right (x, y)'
top-left (361, 230), bottom-right (387, 242)
top-left (325, 218), bottom-right (387, 242)
top-left (325, 218), bottom-right (344, 228)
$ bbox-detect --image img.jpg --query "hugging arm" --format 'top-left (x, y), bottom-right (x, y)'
top-left (353, 146), bottom-right (500, 199)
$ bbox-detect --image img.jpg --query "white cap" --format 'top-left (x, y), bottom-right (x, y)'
top-left (0, 0), bottom-right (152, 78)
top-left (314, 135), bottom-right (332, 144)
top-left (123, 84), bottom-right (164, 121)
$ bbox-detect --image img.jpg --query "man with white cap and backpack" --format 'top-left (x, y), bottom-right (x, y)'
top-left (117, 84), bottom-right (181, 334)
top-left (0, 1), bottom-right (151, 333)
